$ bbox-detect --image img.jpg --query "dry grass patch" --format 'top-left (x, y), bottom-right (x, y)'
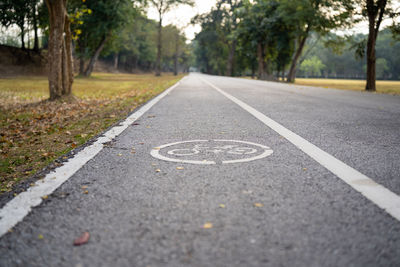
top-left (0, 73), bottom-right (184, 193)
top-left (295, 78), bottom-right (400, 95)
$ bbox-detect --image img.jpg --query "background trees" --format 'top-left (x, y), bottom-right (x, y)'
top-left (149, 0), bottom-right (194, 76)
top-left (193, 0), bottom-right (399, 89)
top-left (0, 0), bottom-right (192, 100)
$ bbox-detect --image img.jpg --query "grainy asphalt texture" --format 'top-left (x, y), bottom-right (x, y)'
top-left (1, 73), bottom-right (400, 267)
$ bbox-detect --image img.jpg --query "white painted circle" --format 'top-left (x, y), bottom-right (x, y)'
top-left (150, 140), bottom-right (273, 165)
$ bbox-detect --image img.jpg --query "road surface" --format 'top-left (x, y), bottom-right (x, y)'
top-left (1, 73), bottom-right (400, 266)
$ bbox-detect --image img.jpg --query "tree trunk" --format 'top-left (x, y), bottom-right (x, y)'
top-left (20, 24), bottom-right (25, 50)
top-left (257, 42), bottom-right (265, 80)
top-left (46, 0), bottom-right (67, 100)
top-left (62, 14), bottom-right (73, 95)
top-left (174, 32), bottom-right (179, 76)
top-left (365, 0), bottom-right (387, 91)
top-left (113, 53), bottom-right (119, 70)
top-left (366, 22), bottom-right (376, 91)
top-left (287, 26), bottom-right (310, 83)
top-left (78, 40), bottom-right (85, 75)
top-left (287, 36), bottom-right (307, 83)
top-left (83, 34), bottom-right (108, 77)
top-left (251, 64), bottom-right (255, 79)
top-left (33, 3), bottom-right (39, 51)
top-left (226, 40), bottom-right (237, 77)
top-left (155, 17), bottom-right (162, 76)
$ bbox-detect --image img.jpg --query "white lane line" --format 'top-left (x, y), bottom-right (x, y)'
top-left (0, 78), bottom-right (184, 237)
top-left (201, 78), bottom-right (400, 222)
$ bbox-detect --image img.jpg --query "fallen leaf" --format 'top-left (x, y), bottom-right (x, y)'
top-left (146, 126), bottom-right (151, 128)
top-left (117, 153), bottom-right (122, 156)
top-left (254, 203), bottom-right (264, 208)
top-left (176, 167), bottom-right (184, 170)
top-left (151, 163), bottom-right (157, 166)
top-left (38, 234), bottom-right (44, 240)
top-left (66, 131), bottom-right (72, 135)
top-left (73, 232), bottom-right (90, 246)
top-left (155, 169), bottom-right (161, 173)
top-left (219, 204), bottom-right (226, 208)
top-left (303, 168), bottom-right (307, 171)
top-left (81, 134), bottom-right (87, 138)
top-left (203, 223), bottom-right (213, 229)
top-left (71, 143), bottom-right (77, 148)
top-left (83, 190), bottom-right (89, 194)
top-left (81, 185), bottom-right (88, 189)
top-left (41, 195), bottom-right (49, 200)
top-left (153, 147), bottom-right (161, 150)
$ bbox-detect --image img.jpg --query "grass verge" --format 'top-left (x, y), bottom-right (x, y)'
top-left (0, 72), bottom-right (184, 193)
top-left (294, 78), bottom-right (400, 95)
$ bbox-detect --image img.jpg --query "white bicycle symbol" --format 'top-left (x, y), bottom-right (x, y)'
top-left (167, 144), bottom-right (257, 156)
top-left (150, 140), bottom-right (273, 165)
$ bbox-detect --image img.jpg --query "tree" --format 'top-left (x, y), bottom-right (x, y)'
top-left (280, 0), bottom-right (355, 82)
top-left (237, 0), bottom-right (285, 80)
top-left (73, 0), bottom-right (138, 77)
top-left (299, 56), bottom-right (325, 77)
top-left (45, 0), bottom-right (74, 100)
top-left (149, 0), bottom-right (194, 76)
top-left (220, 0), bottom-right (243, 76)
top-left (0, 0), bottom-right (30, 49)
top-left (193, 2), bottom-right (229, 75)
top-left (362, 0), bottom-right (398, 91)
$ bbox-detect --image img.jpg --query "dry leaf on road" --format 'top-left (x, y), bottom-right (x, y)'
top-left (203, 223), bottom-right (213, 229)
top-left (73, 232), bottom-right (90, 246)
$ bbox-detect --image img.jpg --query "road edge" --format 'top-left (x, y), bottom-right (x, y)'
top-left (0, 76), bottom-right (186, 238)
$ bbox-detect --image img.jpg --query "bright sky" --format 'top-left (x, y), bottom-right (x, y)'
top-left (147, 0), bottom-right (217, 40)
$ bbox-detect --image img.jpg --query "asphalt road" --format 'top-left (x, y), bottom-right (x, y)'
top-left (1, 73), bottom-right (400, 266)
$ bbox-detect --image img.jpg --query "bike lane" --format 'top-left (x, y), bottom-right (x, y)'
top-left (1, 74), bottom-right (400, 266)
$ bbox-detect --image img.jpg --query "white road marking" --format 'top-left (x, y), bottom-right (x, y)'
top-left (150, 139), bottom-right (273, 164)
top-left (201, 77), bottom-right (400, 222)
top-left (0, 78), bottom-right (185, 237)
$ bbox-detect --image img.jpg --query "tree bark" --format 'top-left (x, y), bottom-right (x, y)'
top-left (174, 32), bottom-right (179, 76)
top-left (287, 26), bottom-right (310, 83)
top-left (155, 17), bottom-right (162, 76)
top-left (46, 0), bottom-right (66, 100)
top-left (226, 40), bottom-right (237, 77)
top-left (365, 0), bottom-right (387, 91)
top-left (366, 20), bottom-right (376, 91)
top-left (113, 53), bottom-right (119, 70)
top-left (257, 42), bottom-right (265, 80)
top-left (45, 0), bottom-right (73, 100)
top-left (63, 14), bottom-right (73, 95)
top-left (83, 34), bottom-right (108, 77)
top-left (257, 42), bottom-right (274, 80)
top-left (20, 24), bottom-right (25, 50)
top-left (78, 39), bottom-right (85, 75)
top-left (33, 3), bottom-right (39, 51)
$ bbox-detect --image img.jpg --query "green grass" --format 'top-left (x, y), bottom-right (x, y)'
top-left (0, 72), bottom-right (185, 193)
